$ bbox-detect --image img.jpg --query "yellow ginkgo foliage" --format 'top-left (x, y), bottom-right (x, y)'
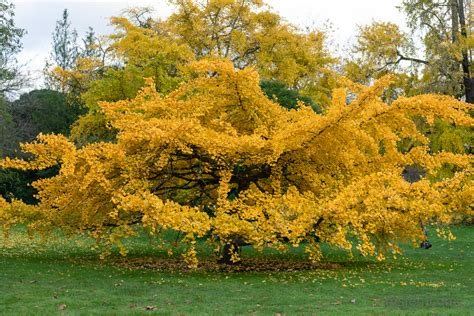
top-left (1, 59), bottom-right (472, 267)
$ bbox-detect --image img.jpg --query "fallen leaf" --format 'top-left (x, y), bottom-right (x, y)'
top-left (58, 304), bottom-right (67, 311)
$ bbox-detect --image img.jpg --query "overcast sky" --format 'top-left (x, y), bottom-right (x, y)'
top-left (13, 0), bottom-right (408, 88)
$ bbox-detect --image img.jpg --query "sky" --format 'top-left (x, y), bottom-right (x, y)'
top-left (12, 0), bottom-right (408, 89)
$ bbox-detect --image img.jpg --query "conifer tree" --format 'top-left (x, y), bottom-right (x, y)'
top-left (0, 0), bottom-right (26, 95)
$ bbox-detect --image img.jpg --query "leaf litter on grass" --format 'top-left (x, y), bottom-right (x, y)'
top-left (112, 256), bottom-right (345, 273)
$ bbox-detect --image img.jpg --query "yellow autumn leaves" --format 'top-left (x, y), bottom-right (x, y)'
top-left (1, 59), bottom-right (473, 267)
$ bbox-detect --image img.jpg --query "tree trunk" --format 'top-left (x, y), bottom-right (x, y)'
top-left (463, 77), bottom-right (474, 103)
top-left (450, 0), bottom-right (462, 95)
top-left (217, 241), bottom-right (241, 264)
top-left (457, 0), bottom-right (473, 103)
top-left (451, 0), bottom-right (460, 43)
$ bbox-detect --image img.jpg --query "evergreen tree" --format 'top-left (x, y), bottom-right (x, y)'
top-left (81, 26), bottom-right (100, 58)
top-left (0, 0), bottom-right (26, 95)
top-left (49, 9), bottom-right (79, 70)
top-left (260, 80), bottom-right (322, 113)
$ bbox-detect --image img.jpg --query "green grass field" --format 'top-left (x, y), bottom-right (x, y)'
top-left (0, 225), bottom-right (473, 315)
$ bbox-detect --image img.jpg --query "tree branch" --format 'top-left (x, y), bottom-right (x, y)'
top-left (396, 50), bottom-right (429, 65)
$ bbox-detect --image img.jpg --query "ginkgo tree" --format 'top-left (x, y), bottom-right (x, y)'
top-left (1, 59), bottom-right (472, 267)
top-left (343, 21), bottom-right (423, 96)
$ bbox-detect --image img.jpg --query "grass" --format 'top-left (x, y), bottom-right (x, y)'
top-left (0, 226), bottom-right (473, 315)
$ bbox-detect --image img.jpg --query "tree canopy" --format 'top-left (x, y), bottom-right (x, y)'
top-left (1, 59), bottom-right (472, 266)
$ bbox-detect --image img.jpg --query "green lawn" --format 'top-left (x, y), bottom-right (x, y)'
top-left (0, 226), bottom-right (473, 315)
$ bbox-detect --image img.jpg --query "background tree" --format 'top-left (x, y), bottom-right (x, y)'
top-left (121, 6), bottom-right (154, 29)
top-left (81, 27), bottom-right (102, 59)
top-left (0, 0), bottom-right (26, 96)
top-left (0, 96), bottom-right (14, 156)
top-left (49, 9), bottom-right (79, 71)
top-left (343, 22), bottom-right (423, 96)
top-left (165, 0), bottom-right (335, 105)
top-left (0, 90), bottom-right (84, 203)
top-left (10, 89), bottom-right (84, 139)
top-left (44, 8), bottom-right (80, 93)
top-left (346, 2), bottom-right (473, 103)
top-left (260, 80), bottom-right (321, 113)
top-left (400, 0), bottom-right (473, 102)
